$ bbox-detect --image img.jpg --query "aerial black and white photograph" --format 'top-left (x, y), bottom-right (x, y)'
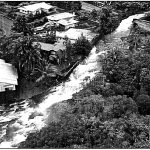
top-left (0, 0), bottom-right (150, 148)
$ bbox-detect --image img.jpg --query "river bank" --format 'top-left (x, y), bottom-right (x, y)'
top-left (19, 12), bottom-right (150, 148)
top-left (1, 1), bottom-right (150, 148)
top-left (0, 11), bottom-right (145, 148)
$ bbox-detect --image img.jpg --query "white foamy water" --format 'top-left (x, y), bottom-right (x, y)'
top-left (0, 46), bottom-right (103, 148)
top-left (115, 14), bottom-right (145, 33)
top-left (113, 13), bottom-right (145, 38)
top-left (0, 12), bottom-right (145, 148)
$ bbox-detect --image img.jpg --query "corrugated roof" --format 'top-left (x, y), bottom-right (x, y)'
top-left (0, 59), bottom-right (18, 85)
top-left (35, 21), bottom-right (54, 31)
top-left (56, 28), bottom-right (98, 42)
top-left (19, 2), bottom-right (54, 12)
top-left (33, 39), bottom-right (66, 51)
top-left (47, 12), bottom-right (76, 21)
top-left (58, 19), bottom-right (79, 26)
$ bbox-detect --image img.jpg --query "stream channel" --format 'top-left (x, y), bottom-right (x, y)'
top-left (0, 13), bottom-right (145, 148)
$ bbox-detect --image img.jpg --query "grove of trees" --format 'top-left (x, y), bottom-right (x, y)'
top-left (49, 1), bottom-right (82, 12)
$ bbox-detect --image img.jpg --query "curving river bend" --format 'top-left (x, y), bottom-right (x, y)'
top-left (0, 13), bottom-right (145, 148)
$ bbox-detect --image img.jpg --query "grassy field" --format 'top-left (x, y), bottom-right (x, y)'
top-left (0, 14), bottom-right (13, 36)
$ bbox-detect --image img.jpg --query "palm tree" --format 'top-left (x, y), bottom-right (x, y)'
top-left (34, 61), bottom-right (63, 86)
top-left (11, 15), bottom-right (34, 36)
top-left (0, 35), bottom-right (45, 96)
top-left (6, 36), bottom-right (43, 80)
top-left (49, 54), bottom-right (60, 65)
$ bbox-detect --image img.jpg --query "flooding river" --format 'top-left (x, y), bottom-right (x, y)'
top-left (0, 13), bottom-right (145, 148)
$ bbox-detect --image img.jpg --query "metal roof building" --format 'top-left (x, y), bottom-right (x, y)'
top-left (56, 28), bottom-right (98, 42)
top-left (58, 19), bottom-right (79, 30)
top-left (47, 12), bottom-right (76, 21)
top-left (18, 2), bottom-right (54, 14)
top-left (0, 59), bottom-right (18, 92)
top-left (33, 39), bottom-right (66, 51)
top-left (58, 19), bottom-right (79, 26)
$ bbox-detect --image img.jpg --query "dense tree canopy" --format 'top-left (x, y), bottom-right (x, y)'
top-left (49, 1), bottom-right (81, 12)
top-left (19, 94), bottom-right (149, 148)
top-left (12, 16), bottom-right (34, 36)
top-left (0, 36), bottom-right (43, 79)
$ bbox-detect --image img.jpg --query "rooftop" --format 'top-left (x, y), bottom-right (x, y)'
top-left (58, 19), bottom-right (79, 26)
top-left (0, 59), bottom-right (18, 85)
top-left (15, 12), bottom-right (28, 16)
top-left (35, 21), bottom-right (54, 31)
top-left (47, 12), bottom-right (76, 21)
top-left (33, 39), bottom-right (66, 51)
top-left (56, 28), bottom-right (98, 42)
top-left (19, 2), bottom-right (54, 12)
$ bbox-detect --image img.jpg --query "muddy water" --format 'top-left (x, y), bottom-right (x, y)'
top-left (0, 13), bottom-right (145, 148)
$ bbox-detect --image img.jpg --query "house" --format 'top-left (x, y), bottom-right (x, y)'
top-left (33, 39), bottom-right (66, 64)
top-left (0, 59), bottom-right (18, 92)
top-left (58, 19), bottom-right (79, 30)
top-left (56, 28), bottom-right (99, 42)
top-left (33, 38), bottom-right (66, 52)
top-left (18, 2), bottom-right (55, 15)
top-left (47, 12), bottom-right (76, 23)
top-left (34, 21), bottom-right (54, 33)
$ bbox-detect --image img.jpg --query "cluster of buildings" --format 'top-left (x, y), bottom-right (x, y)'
top-left (18, 2), bottom-right (79, 31)
top-left (18, 2), bottom-right (98, 41)
top-left (47, 12), bottom-right (78, 30)
top-left (0, 2), bottom-right (98, 95)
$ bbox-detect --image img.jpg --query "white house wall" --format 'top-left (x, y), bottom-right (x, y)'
top-left (0, 59), bottom-right (18, 92)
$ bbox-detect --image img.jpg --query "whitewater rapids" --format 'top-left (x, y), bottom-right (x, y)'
top-left (0, 12), bottom-right (145, 148)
